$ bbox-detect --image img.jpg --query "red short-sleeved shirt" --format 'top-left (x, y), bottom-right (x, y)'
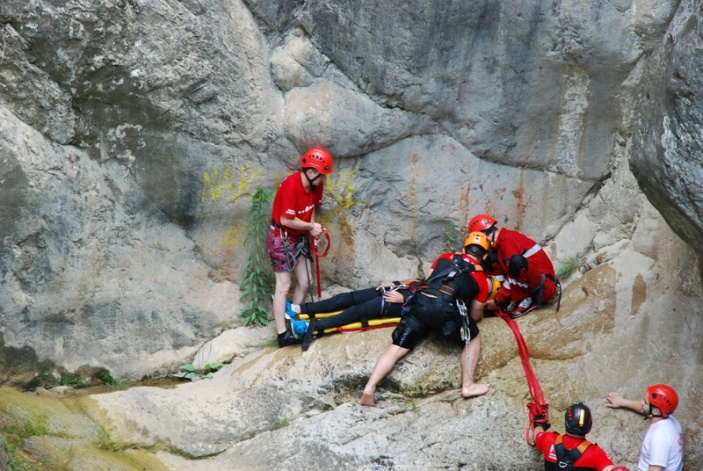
top-left (429, 252), bottom-right (489, 303)
top-left (271, 171), bottom-right (324, 237)
top-left (536, 431), bottom-right (615, 471)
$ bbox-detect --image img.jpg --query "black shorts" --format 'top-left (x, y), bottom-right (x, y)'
top-left (391, 296), bottom-right (480, 350)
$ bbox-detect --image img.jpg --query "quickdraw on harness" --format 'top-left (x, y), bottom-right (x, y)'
top-left (309, 225), bottom-right (331, 301)
top-left (457, 298), bottom-right (474, 381)
top-left (272, 221), bottom-right (311, 272)
top-left (495, 308), bottom-right (549, 446)
top-left (545, 435), bottom-right (593, 471)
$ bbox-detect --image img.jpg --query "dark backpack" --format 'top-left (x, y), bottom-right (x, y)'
top-left (407, 254), bottom-right (481, 335)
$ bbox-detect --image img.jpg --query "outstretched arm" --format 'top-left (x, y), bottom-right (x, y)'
top-left (606, 391), bottom-right (645, 414)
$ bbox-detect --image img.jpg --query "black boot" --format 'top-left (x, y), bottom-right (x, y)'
top-left (278, 331), bottom-right (302, 348)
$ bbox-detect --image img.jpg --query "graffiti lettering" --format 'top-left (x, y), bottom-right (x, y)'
top-left (200, 165), bottom-right (265, 202)
top-left (200, 168), bottom-right (361, 208)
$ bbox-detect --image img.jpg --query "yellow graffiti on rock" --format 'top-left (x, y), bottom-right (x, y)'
top-left (200, 167), bottom-right (362, 209)
top-left (200, 165), bottom-right (265, 202)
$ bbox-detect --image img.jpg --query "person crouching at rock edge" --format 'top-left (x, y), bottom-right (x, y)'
top-left (267, 147), bottom-right (333, 348)
top-left (468, 214), bottom-right (560, 318)
top-left (360, 232), bottom-right (492, 406)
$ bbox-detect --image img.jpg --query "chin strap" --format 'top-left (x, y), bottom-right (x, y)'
top-left (303, 168), bottom-right (322, 186)
top-left (644, 403), bottom-right (663, 420)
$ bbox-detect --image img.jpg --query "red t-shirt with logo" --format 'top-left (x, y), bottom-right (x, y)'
top-left (271, 171), bottom-right (324, 237)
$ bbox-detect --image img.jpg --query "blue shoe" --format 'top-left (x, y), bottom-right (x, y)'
top-left (285, 301), bottom-right (298, 320)
top-left (290, 319), bottom-right (309, 338)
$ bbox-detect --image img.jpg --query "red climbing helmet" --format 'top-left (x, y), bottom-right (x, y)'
top-left (468, 214), bottom-right (497, 233)
top-left (300, 147), bottom-right (334, 174)
top-left (564, 402), bottom-right (592, 435)
top-left (646, 384), bottom-right (678, 418)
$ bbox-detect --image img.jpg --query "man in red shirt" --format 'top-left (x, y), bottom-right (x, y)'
top-left (468, 214), bottom-right (559, 318)
top-left (534, 402), bottom-right (627, 471)
top-left (361, 232), bottom-right (492, 406)
top-left (267, 147), bottom-right (333, 347)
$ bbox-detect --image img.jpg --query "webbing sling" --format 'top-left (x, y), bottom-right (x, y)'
top-left (496, 310), bottom-right (549, 445)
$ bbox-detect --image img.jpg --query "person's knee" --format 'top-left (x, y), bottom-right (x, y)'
top-left (388, 344), bottom-right (410, 360)
top-left (275, 275), bottom-right (293, 293)
top-left (296, 277), bottom-right (310, 291)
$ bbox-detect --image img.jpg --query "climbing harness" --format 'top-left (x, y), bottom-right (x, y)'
top-left (544, 435), bottom-right (593, 471)
top-left (495, 309), bottom-right (549, 446)
top-left (272, 221), bottom-right (309, 272)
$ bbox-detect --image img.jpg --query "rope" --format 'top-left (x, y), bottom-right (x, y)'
top-left (310, 226), bottom-right (331, 301)
top-left (495, 309), bottom-right (549, 446)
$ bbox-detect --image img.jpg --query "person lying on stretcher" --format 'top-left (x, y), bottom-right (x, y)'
top-left (284, 278), bottom-right (419, 350)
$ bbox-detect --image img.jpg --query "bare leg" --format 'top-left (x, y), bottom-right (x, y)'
top-left (361, 344), bottom-right (410, 406)
top-left (461, 333), bottom-right (490, 398)
top-left (291, 257), bottom-right (312, 304)
top-left (273, 271), bottom-right (293, 334)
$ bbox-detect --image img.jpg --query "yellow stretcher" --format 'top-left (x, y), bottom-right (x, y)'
top-left (295, 311), bottom-right (401, 334)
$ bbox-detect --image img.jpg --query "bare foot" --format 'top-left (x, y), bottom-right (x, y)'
top-left (360, 390), bottom-right (375, 406)
top-left (462, 383), bottom-right (490, 398)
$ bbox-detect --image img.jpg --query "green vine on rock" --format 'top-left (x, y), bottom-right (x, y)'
top-left (240, 186), bottom-right (274, 326)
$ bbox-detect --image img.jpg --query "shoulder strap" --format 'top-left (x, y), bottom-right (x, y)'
top-left (554, 435), bottom-right (593, 470)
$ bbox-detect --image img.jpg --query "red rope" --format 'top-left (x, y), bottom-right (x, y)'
top-left (310, 226), bottom-right (331, 301)
top-left (496, 310), bottom-right (549, 446)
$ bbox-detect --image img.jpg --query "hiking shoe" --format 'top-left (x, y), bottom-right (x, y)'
top-left (509, 298), bottom-right (535, 319)
top-left (285, 301), bottom-right (298, 321)
top-left (278, 330), bottom-right (303, 348)
top-left (291, 319), bottom-right (309, 337)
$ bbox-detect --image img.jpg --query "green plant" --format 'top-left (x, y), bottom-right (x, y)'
top-left (95, 425), bottom-right (120, 452)
top-left (23, 371), bottom-right (59, 391)
top-left (60, 373), bottom-right (84, 388)
top-left (240, 186), bottom-right (275, 326)
top-left (171, 362), bottom-right (224, 382)
top-left (557, 253), bottom-right (584, 281)
top-left (272, 417), bottom-right (289, 429)
top-left (96, 370), bottom-right (129, 390)
top-left (1, 413), bottom-right (52, 470)
top-left (443, 220), bottom-right (458, 253)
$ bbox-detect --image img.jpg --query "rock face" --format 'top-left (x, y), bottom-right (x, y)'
top-left (630, 0), bottom-right (703, 252)
top-left (0, 0), bottom-right (702, 469)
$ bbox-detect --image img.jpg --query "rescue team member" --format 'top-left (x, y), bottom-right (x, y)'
top-left (533, 402), bottom-right (629, 471)
top-left (267, 147), bottom-right (333, 348)
top-left (360, 232), bottom-right (492, 406)
top-left (606, 385), bottom-right (683, 471)
top-left (468, 214), bottom-right (559, 318)
top-left (287, 275), bottom-right (501, 350)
